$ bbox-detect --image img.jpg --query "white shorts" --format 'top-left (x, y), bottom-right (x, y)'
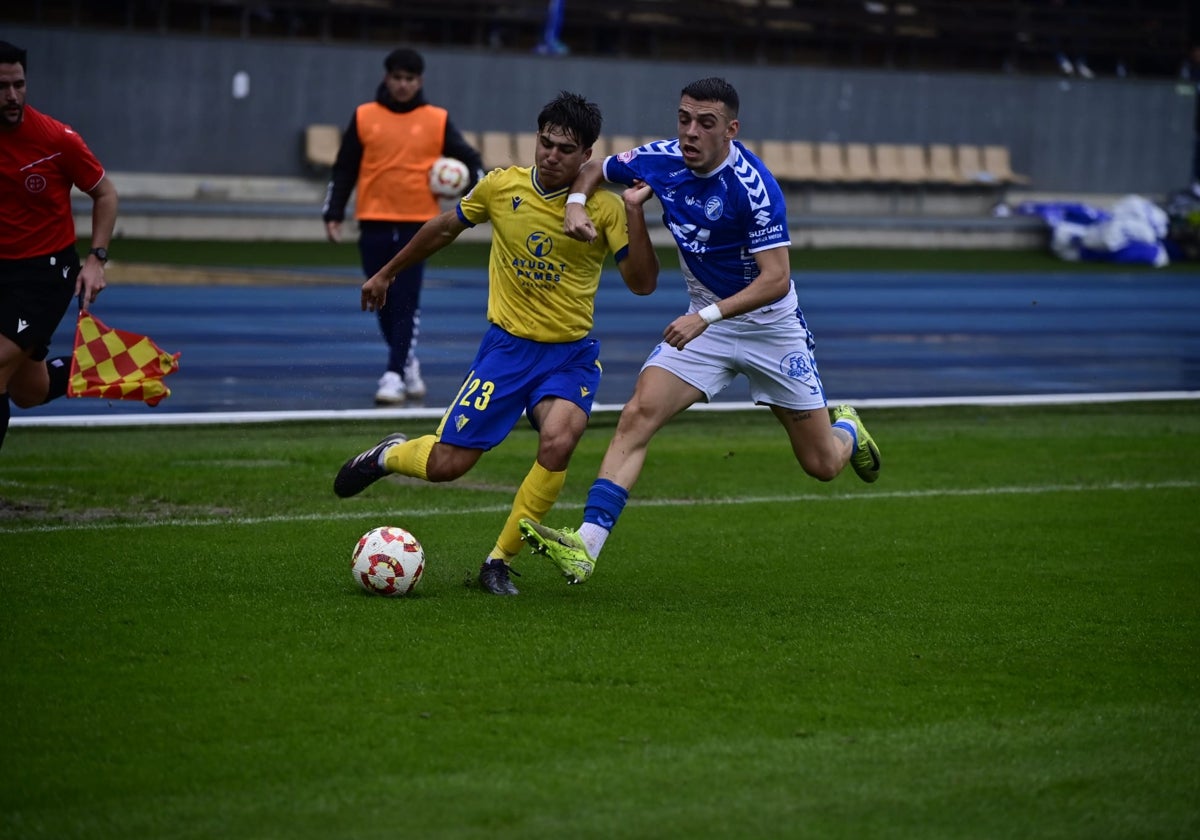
top-left (642, 308), bottom-right (828, 410)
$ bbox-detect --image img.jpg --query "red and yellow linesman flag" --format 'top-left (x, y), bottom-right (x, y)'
top-left (68, 311), bottom-right (181, 406)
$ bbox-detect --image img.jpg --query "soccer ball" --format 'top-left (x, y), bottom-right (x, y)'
top-left (351, 526), bottom-right (425, 597)
top-left (428, 157), bottom-right (470, 198)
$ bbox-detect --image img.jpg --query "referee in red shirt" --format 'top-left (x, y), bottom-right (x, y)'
top-left (0, 40), bottom-right (118, 450)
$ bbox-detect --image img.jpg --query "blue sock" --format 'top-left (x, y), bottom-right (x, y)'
top-left (582, 478), bottom-right (629, 531)
top-left (832, 419), bottom-right (858, 449)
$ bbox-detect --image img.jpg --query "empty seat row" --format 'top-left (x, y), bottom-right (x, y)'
top-left (469, 130), bottom-right (665, 170)
top-left (469, 132), bottom-right (1029, 187)
top-left (308, 126), bottom-right (1029, 188)
top-left (304, 123), bottom-right (342, 169)
top-left (752, 141), bottom-right (1029, 187)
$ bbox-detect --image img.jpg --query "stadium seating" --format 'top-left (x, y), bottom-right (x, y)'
top-left (982, 145), bottom-right (1031, 185)
top-left (607, 135), bottom-right (641, 155)
top-left (787, 142), bottom-right (818, 182)
top-left (755, 140), bottom-right (797, 180)
top-left (304, 124), bottom-right (341, 170)
top-left (458, 129), bottom-right (480, 155)
top-left (438, 130), bottom-right (1026, 193)
top-left (815, 142), bottom-right (849, 182)
top-left (897, 145), bottom-right (933, 183)
top-left (513, 132), bottom-right (538, 166)
top-left (873, 144), bottom-right (915, 184)
top-left (871, 144), bottom-right (900, 183)
top-left (757, 140), bottom-right (794, 181)
top-left (289, 126), bottom-right (1023, 228)
top-left (955, 144), bottom-right (992, 184)
top-left (843, 143), bottom-right (878, 182)
top-left (927, 144), bottom-right (966, 185)
top-left (302, 126), bottom-right (1025, 196)
top-left (480, 131), bottom-right (518, 169)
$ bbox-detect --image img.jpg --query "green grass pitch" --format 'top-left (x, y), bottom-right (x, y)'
top-left (2, 402), bottom-right (1198, 838)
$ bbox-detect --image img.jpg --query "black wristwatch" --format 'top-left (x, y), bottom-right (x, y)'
top-left (88, 247), bottom-right (109, 263)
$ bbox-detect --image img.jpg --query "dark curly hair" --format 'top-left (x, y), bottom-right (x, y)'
top-left (681, 77), bottom-right (739, 118)
top-left (537, 91), bottom-right (603, 151)
top-left (0, 41), bottom-right (27, 71)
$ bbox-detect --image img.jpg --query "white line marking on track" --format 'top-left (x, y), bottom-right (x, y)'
top-left (10, 391), bottom-right (1200, 428)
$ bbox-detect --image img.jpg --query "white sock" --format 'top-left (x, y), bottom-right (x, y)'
top-left (832, 419), bottom-right (858, 449)
top-left (578, 522), bottom-right (609, 558)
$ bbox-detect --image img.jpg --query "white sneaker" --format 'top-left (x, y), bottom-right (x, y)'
top-left (402, 356), bottom-right (427, 399)
top-left (374, 371), bottom-right (406, 405)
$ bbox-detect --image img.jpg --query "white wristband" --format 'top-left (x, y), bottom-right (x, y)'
top-left (566, 192), bottom-right (587, 206)
top-left (698, 303), bottom-right (723, 325)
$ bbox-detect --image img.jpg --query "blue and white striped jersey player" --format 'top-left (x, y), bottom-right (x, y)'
top-left (519, 77), bottom-right (881, 585)
top-left (332, 91), bottom-right (660, 596)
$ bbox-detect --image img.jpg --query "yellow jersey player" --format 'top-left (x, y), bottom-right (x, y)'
top-left (332, 91), bottom-right (659, 595)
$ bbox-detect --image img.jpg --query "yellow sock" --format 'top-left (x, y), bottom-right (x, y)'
top-left (382, 435), bottom-right (436, 480)
top-left (491, 461), bottom-right (566, 562)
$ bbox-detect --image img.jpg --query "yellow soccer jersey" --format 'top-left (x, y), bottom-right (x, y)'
top-left (458, 165), bottom-right (630, 343)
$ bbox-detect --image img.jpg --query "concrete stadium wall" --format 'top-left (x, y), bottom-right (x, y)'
top-left (8, 24), bottom-right (1196, 195)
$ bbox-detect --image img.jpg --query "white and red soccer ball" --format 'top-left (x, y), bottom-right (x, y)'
top-left (428, 157), bottom-right (470, 199)
top-left (351, 526), bottom-right (425, 597)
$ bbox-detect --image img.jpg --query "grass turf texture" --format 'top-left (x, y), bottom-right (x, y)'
top-left (2, 402), bottom-right (1198, 839)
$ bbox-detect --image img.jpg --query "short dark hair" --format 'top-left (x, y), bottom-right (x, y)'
top-left (384, 48), bottom-right (424, 75)
top-left (0, 40), bottom-right (27, 70)
top-left (681, 77), bottom-right (739, 118)
top-left (537, 91), bottom-right (603, 150)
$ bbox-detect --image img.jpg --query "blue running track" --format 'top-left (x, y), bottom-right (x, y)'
top-left (14, 266), bottom-right (1200, 419)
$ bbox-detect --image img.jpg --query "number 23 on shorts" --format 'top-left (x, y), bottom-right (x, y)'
top-left (456, 373), bottom-right (494, 411)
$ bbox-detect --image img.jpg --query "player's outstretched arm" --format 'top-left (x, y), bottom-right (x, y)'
top-left (616, 182), bottom-right (658, 296)
top-left (661, 246), bottom-right (792, 350)
top-left (361, 210), bottom-right (467, 312)
top-left (78, 176), bottom-right (118, 308)
top-left (563, 160), bottom-right (606, 243)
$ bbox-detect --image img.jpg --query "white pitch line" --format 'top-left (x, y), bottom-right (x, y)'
top-left (3, 480), bottom-right (1195, 536)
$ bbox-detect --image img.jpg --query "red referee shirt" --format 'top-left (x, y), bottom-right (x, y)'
top-left (0, 105), bottom-right (105, 260)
